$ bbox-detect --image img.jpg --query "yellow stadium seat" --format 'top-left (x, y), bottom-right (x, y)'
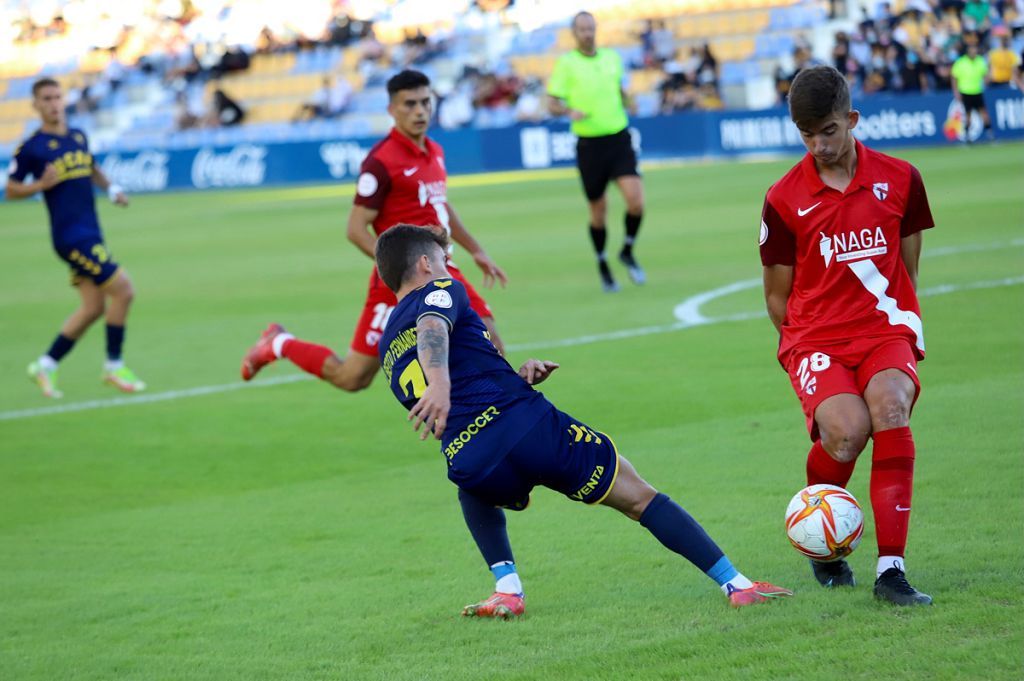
top-left (0, 99), bottom-right (33, 121)
top-left (0, 121), bottom-right (27, 143)
top-left (79, 49), bottom-right (112, 74)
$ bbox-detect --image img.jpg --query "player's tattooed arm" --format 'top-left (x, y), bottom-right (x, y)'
top-left (900, 232), bottom-right (923, 291)
top-left (418, 316), bottom-right (450, 370)
top-left (409, 315), bottom-right (451, 440)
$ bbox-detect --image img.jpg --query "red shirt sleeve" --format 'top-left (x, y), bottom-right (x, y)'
top-left (759, 194), bottom-right (795, 266)
top-left (900, 165), bottom-right (934, 237)
top-left (353, 155), bottom-right (392, 210)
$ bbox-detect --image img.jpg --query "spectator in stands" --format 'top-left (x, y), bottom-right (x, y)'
top-left (931, 51), bottom-right (955, 90)
top-left (696, 44), bottom-right (719, 89)
top-left (659, 72), bottom-right (697, 113)
top-left (868, 2), bottom-right (896, 26)
top-left (833, 31), bottom-right (852, 72)
top-left (293, 76), bottom-right (353, 122)
top-left (775, 46), bottom-right (820, 103)
top-left (437, 79), bottom-right (475, 130)
top-left (206, 87), bottom-right (245, 127)
top-left (987, 28), bottom-right (1020, 87)
top-left (639, 20), bottom-right (675, 67)
top-left (212, 45), bottom-right (251, 78)
top-left (951, 38), bottom-right (995, 139)
top-left (174, 90), bottom-right (204, 130)
top-left (514, 78), bottom-right (549, 123)
top-left (1015, 45), bottom-right (1024, 90)
top-left (900, 49), bottom-right (931, 90)
top-left (474, 72), bottom-right (520, 110)
top-left (255, 26), bottom-right (284, 54)
top-left (962, 0), bottom-right (993, 33)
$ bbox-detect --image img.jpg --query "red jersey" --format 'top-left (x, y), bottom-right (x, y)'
top-left (353, 128), bottom-right (450, 236)
top-left (759, 139), bottom-right (934, 363)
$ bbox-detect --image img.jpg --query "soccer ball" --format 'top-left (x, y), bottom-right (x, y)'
top-left (784, 484), bottom-right (864, 562)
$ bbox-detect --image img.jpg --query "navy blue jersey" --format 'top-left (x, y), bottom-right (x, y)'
top-left (380, 278), bottom-right (550, 485)
top-left (8, 128), bottom-right (102, 249)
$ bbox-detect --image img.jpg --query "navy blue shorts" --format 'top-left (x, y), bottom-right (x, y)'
top-left (459, 406), bottom-right (620, 511)
top-left (58, 241), bottom-right (120, 287)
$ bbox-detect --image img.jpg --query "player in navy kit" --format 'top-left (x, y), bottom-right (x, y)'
top-left (6, 78), bottom-right (144, 397)
top-left (375, 224), bottom-right (793, 617)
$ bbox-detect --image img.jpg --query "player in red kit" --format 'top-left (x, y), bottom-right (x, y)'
top-left (241, 70), bottom-right (507, 390)
top-left (760, 66), bottom-right (933, 606)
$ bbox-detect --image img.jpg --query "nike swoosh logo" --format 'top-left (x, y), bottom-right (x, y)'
top-left (896, 505), bottom-right (911, 512)
top-left (905, 362), bottom-right (918, 376)
top-left (403, 167), bottom-right (418, 177)
top-left (797, 202), bottom-right (822, 217)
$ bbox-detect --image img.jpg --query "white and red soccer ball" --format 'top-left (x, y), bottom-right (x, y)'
top-left (785, 484), bottom-right (864, 562)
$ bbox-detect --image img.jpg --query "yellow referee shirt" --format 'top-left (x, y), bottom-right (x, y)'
top-left (951, 55), bottom-right (988, 95)
top-left (547, 48), bottom-right (628, 138)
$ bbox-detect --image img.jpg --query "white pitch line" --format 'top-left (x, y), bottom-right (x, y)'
top-left (2, 241), bottom-right (1022, 423)
top-left (0, 374), bottom-right (312, 422)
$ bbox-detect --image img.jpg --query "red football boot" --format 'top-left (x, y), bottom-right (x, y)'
top-left (461, 592), bottom-right (525, 620)
top-left (728, 582), bottom-right (794, 608)
top-left (241, 323), bottom-right (286, 381)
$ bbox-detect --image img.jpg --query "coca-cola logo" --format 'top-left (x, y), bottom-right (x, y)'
top-left (191, 145), bottom-right (267, 189)
top-left (100, 152), bottom-right (169, 192)
top-left (319, 142), bottom-right (369, 179)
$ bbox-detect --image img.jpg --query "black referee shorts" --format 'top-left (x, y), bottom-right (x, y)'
top-left (961, 92), bottom-right (986, 113)
top-left (575, 128), bottom-right (639, 202)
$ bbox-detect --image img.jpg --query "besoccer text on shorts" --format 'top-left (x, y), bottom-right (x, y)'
top-left (372, 224), bottom-right (793, 616)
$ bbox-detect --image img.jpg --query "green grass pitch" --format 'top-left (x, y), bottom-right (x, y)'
top-left (1, 143), bottom-right (1021, 680)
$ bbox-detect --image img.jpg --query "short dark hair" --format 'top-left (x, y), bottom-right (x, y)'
top-left (32, 77), bottom-right (60, 97)
top-left (788, 65), bottom-right (851, 128)
top-left (572, 11), bottom-right (594, 28)
top-left (375, 224), bottom-right (449, 292)
top-left (387, 70), bottom-right (430, 97)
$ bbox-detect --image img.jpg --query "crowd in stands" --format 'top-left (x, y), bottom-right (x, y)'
top-left (1, 0), bottom-right (1022, 155)
top-left (776, 1), bottom-right (1024, 101)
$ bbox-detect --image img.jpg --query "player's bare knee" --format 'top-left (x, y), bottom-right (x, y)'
top-left (869, 396), bottom-right (912, 431)
top-left (624, 191), bottom-right (644, 215)
top-left (108, 280), bottom-right (134, 305)
top-left (821, 426), bottom-right (869, 463)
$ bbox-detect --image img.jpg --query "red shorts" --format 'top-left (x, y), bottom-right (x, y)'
top-left (784, 337), bottom-right (921, 441)
top-left (349, 263), bottom-right (493, 357)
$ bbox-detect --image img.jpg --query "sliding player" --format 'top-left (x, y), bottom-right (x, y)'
top-left (374, 224), bottom-right (793, 616)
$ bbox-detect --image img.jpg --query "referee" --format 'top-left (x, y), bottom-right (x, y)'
top-left (951, 39), bottom-right (994, 142)
top-left (547, 11), bottom-right (645, 293)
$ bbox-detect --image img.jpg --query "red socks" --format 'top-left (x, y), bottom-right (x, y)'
top-left (280, 338), bottom-right (333, 378)
top-left (806, 440), bottom-right (856, 487)
top-left (870, 426), bottom-right (915, 558)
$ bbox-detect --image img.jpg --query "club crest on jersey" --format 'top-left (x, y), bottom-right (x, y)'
top-left (819, 227), bottom-right (888, 267)
top-left (425, 290), bottom-right (452, 308)
top-left (759, 219), bottom-right (768, 246)
top-left (872, 182), bottom-right (889, 201)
